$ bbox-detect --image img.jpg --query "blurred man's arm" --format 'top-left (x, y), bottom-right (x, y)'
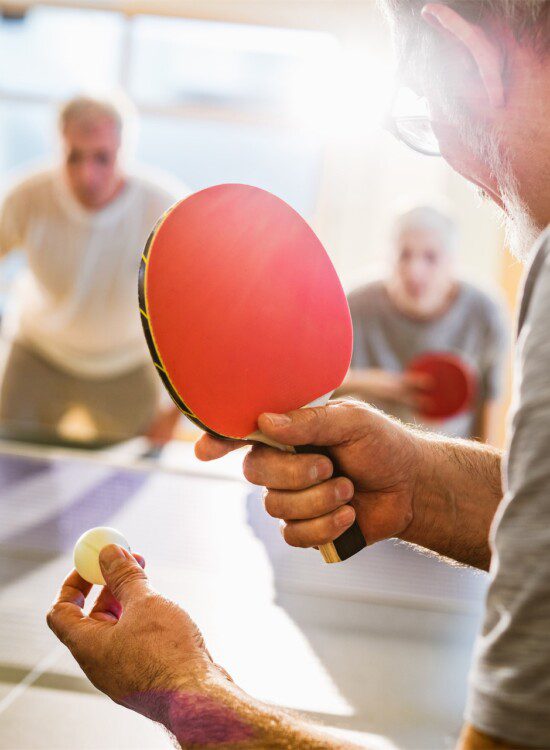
top-left (0, 190), bottom-right (24, 257)
top-left (335, 367), bottom-right (431, 410)
top-left (144, 404), bottom-right (181, 446)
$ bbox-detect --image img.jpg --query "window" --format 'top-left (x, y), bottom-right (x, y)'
top-left (0, 101), bottom-right (55, 173)
top-left (0, 7), bottom-right (330, 216)
top-left (0, 8), bottom-right (123, 98)
top-left (137, 116), bottom-right (321, 215)
top-left (129, 15), bottom-right (337, 116)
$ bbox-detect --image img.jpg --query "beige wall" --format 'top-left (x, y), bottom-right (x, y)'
top-left (8, 0), bottom-right (510, 295)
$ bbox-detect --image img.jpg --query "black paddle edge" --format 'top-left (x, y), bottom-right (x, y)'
top-left (138, 221), bottom-right (233, 445)
top-left (333, 522), bottom-right (367, 561)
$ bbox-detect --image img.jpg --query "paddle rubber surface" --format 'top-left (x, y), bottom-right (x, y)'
top-left (139, 184), bottom-right (353, 440)
top-left (407, 351), bottom-right (476, 420)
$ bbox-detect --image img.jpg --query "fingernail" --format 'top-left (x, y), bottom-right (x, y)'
top-left (310, 460), bottom-right (332, 482)
top-left (263, 413), bottom-right (291, 427)
top-left (335, 506), bottom-right (355, 529)
top-left (336, 480), bottom-right (353, 501)
top-left (99, 544), bottom-right (125, 573)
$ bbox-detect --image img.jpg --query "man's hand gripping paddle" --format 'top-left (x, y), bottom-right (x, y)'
top-left (138, 183), bottom-right (365, 563)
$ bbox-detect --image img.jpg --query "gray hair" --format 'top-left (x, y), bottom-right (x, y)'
top-left (58, 95), bottom-right (125, 138)
top-left (379, 1), bottom-right (550, 58)
top-left (392, 205), bottom-right (459, 253)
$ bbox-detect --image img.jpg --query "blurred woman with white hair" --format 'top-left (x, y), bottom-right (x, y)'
top-left (338, 205), bottom-right (509, 442)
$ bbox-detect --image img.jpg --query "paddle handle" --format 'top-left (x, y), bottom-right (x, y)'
top-left (295, 445), bottom-right (366, 564)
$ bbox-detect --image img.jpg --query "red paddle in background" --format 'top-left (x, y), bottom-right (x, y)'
top-left (407, 352), bottom-right (477, 420)
top-left (138, 183), bottom-right (364, 563)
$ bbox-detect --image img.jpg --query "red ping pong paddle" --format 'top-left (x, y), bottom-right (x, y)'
top-left (407, 352), bottom-right (476, 420)
top-left (138, 183), bottom-right (365, 563)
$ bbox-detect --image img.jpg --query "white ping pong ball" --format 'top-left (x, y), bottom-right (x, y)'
top-left (73, 527), bottom-right (131, 585)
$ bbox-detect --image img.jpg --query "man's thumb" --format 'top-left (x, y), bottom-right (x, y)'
top-left (258, 402), bottom-right (359, 447)
top-left (99, 545), bottom-right (149, 604)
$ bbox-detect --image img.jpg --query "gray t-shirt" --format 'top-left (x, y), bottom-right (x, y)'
top-left (348, 280), bottom-right (508, 438)
top-left (466, 228), bottom-right (550, 746)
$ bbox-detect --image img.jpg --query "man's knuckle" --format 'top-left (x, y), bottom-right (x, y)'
top-left (289, 461), bottom-right (306, 489)
top-left (302, 407), bottom-right (318, 424)
top-left (263, 491), bottom-right (281, 518)
top-left (242, 452), bottom-right (260, 484)
top-left (283, 524), bottom-right (308, 549)
top-left (315, 405), bottom-right (329, 423)
top-left (302, 407), bottom-right (325, 439)
top-left (282, 525), bottom-right (296, 546)
top-left (314, 487), bottom-right (333, 515)
top-left (112, 567), bottom-right (145, 591)
top-left (46, 605), bottom-right (59, 632)
top-left (340, 400), bottom-right (371, 440)
top-left (341, 400), bottom-right (361, 421)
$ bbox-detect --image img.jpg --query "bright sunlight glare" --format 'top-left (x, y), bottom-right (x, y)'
top-left (288, 43), bottom-right (395, 142)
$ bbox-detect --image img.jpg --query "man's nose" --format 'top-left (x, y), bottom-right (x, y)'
top-left (405, 260), bottom-right (427, 283)
top-left (78, 159), bottom-right (98, 188)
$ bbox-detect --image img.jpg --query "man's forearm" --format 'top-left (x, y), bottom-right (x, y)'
top-left (156, 676), bottom-right (361, 750)
top-left (401, 434), bottom-right (503, 570)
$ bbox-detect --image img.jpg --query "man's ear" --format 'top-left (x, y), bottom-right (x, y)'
top-left (421, 3), bottom-right (505, 108)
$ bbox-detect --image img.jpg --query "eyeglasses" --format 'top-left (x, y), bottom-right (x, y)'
top-left (384, 85), bottom-right (441, 157)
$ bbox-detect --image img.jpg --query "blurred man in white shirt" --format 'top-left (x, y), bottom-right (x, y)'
top-left (0, 96), bottom-right (183, 444)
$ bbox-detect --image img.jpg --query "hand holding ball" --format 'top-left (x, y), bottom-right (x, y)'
top-left (74, 527), bottom-right (131, 585)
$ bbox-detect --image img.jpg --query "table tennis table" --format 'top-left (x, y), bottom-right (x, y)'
top-left (0, 437), bottom-right (486, 749)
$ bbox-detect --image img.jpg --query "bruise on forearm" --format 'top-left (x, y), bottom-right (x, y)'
top-left (169, 684), bottom-right (361, 750)
top-left (125, 681), bottom-right (360, 749)
top-left (131, 690), bottom-right (255, 747)
top-left (401, 433), bottom-right (503, 571)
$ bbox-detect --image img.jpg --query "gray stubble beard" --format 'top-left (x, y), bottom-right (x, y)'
top-left (445, 101), bottom-right (539, 261)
